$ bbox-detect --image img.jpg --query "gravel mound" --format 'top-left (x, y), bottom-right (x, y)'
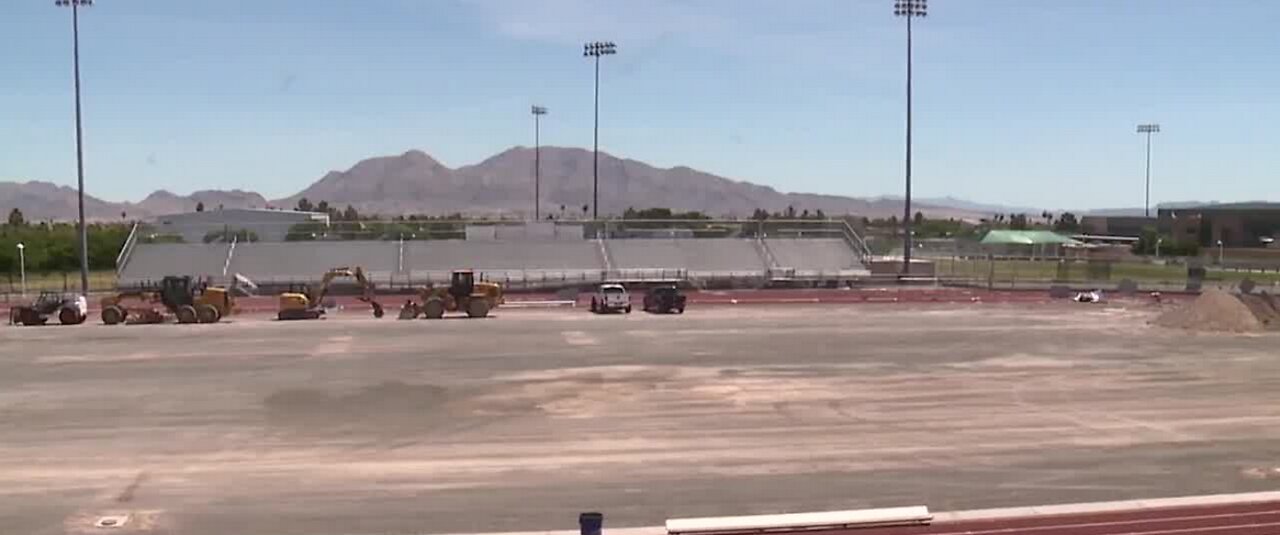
top-left (1153, 289), bottom-right (1263, 332)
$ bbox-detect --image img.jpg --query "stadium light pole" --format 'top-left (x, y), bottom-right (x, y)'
top-left (56, 0), bottom-right (93, 296)
top-left (894, 0), bottom-right (925, 275)
top-left (583, 41), bottom-right (617, 220)
top-left (531, 105), bottom-right (548, 221)
top-left (1137, 123), bottom-right (1160, 218)
top-left (17, 243), bottom-right (27, 297)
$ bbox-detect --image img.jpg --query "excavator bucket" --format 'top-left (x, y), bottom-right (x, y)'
top-left (397, 301), bottom-right (419, 320)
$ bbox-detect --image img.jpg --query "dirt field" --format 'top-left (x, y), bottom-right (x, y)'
top-left (3, 303), bottom-right (1280, 535)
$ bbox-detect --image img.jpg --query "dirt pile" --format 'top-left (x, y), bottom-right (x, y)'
top-left (1153, 289), bottom-right (1267, 332)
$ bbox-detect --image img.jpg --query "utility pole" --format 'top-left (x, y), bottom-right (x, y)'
top-left (894, 0), bottom-right (926, 275)
top-left (583, 41), bottom-right (617, 220)
top-left (532, 105), bottom-right (548, 221)
top-left (56, 0), bottom-right (94, 296)
top-left (1137, 123), bottom-right (1161, 218)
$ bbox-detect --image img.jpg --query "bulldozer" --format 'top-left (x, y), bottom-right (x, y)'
top-left (101, 275), bottom-right (238, 325)
top-left (277, 266), bottom-right (385, 320)
top-left (398, 269), bottom-right (503, 319)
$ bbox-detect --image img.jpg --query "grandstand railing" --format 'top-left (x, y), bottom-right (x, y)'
top-left (122, 218), bottom-right (870, 243)
top-left (755, 237), bottom-right (781, 269)
top-left (839, 219), bottom-right (874, 260)
top-left (221, 236), bottom-right (237, 277)
top-left (114, 221), bottom-right (141, 274)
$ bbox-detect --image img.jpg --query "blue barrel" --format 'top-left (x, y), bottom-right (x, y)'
top-left (579, 512), bottom-right (604, 535)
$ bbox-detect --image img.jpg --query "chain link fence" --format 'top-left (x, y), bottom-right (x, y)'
top-left (932, 255), bottom-right (1280, 292)
top-left (1, 271), bottom-right (118, 303)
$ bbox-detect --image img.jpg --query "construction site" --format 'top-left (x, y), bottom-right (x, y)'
top-left (5, 214), bottom-right (1280, 535)
top-left (10, 0), bottom-right (1280, 532)
top-left (3, 289), bottom-right (1280, 535)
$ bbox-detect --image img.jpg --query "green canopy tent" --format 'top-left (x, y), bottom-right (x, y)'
top-left (980, 230), bottom-right (1080, 246)
top-left (980, 230), bottom-right (1085, 258)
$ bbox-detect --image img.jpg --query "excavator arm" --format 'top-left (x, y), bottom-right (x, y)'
top-left (309, 268), bottom-right (348, 307)
top-left (351, 266), bottom-right (385, 318)
top-left (310, 267), bottom-right (384, 318)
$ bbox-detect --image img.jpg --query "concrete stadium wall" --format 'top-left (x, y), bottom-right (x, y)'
top-left (230, 242), bottom-right (399, 280)
top-left (152, 209), bottom-right (327, 243)
top-left (119, 243), bottom-right (230, 284)
top-left (405, 240), bottom-right (603, 271)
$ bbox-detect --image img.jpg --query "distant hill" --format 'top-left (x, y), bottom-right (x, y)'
top-left (5, 147), bottom-right (1018, 221)
top-left (272, 146), bottom-right (985, 219)
top-left (0, 181), bottom-right (135, 222)
top-left (913, 196), bottom-right (1047, 218)
top-left (135, 189), bottom-right (268, 215)
top-left (0, 181), bottom-right (270, 222)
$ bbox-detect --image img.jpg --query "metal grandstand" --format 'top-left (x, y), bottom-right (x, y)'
top-left (115, 219), bottom-right (872, 290)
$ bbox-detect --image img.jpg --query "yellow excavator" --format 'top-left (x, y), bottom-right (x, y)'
top-left (278, 266), bottom-right (385, 320)
top-left (398, 269), bottom-right (503, 319)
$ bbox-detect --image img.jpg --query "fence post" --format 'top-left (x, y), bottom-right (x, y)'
top-left (987, 254), bottom-right (994, 291)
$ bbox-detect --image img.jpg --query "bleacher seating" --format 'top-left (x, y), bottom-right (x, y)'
top-left (405, 240), bottom-right (603, 272)
top-left (116, 237), bottom-right (868, 287)
top-left (230, 242), bottom-right (398, 280)
top-left (607, 239), bottom-right (767, 274)
top-left (765, 238), bottom-right (865, 275)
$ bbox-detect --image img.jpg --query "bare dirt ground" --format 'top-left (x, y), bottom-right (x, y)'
top-left (3, 303), bottom-right (1280, 535)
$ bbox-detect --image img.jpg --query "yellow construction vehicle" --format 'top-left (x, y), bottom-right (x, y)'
top-left (101, 275), bottom-right (237, 325)
top-left (398, 269), bottom-right (503, 319)
top-left (278, 266), bottom-right (385, 320)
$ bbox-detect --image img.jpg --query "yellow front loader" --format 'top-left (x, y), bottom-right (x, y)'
top-left (398, 270), bottom-right (503, 319)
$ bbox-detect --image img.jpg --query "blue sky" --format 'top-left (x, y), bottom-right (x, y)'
top-left (2, 0), bottom-right (1276, 210)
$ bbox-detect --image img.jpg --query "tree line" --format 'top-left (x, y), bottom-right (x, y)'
top-left (861, 210), bottom-right (1084, 239)
top-left (1, 209), bottom-right (130, 274)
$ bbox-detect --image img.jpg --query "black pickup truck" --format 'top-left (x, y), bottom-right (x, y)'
top-left (642, 285), bottom-right (687, 314)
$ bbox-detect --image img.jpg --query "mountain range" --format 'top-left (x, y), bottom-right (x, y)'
top-left (0, 146), bottom-right (1154, 222)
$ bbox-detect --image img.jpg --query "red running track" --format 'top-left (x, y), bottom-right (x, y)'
top-left (801, 500), bottom-right (1280, 535)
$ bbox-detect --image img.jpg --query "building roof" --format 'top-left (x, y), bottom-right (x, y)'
top-left (154, 208), bottom-right (327, 222)
top-left (1161, 202), bottom-right (1280, 212)
top-left (980, 230), bottom-right (1081, 245)
top-left (1072, 234), bottom-right (1141, 243)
